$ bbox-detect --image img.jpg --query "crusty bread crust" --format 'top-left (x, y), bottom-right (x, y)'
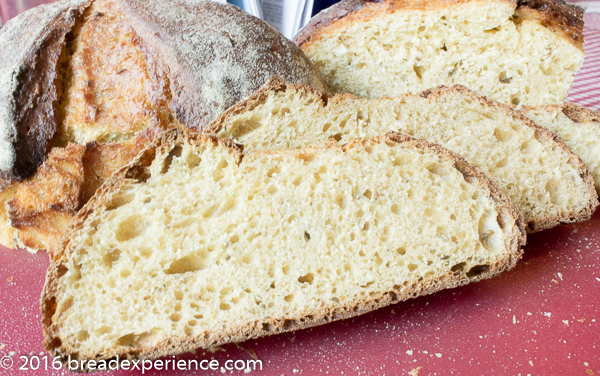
top-left (0, 0), bottom-right (326, 188)
top-left (42, 126), bottom-right (525, 369)
top-left (111, 0), bottom-right (327, 131)
top-left (515, 0), bottom-right (584, 50)
top-left (5, 128), bottom-right (159, 254)
top-left (558, 103), bottom-right (600, 124)
top-left (294, 0), bottom-right (584, 51)
top-left (0, 0), bottom-right (92, 188)
top-left (206, 77), bottom-right (598, 233)
top-left (520, 103), bottom-right (600, 129)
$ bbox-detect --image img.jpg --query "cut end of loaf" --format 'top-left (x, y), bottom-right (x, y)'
top-left (42, 128), bottom-right (524, 368)
top-left (296, 0), bottom-right (584, 106)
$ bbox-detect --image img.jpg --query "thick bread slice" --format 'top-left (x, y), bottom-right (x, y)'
top-left (0, 0), bottom-right (326, 252)
top-left (206, 78), bottom-right (598, 232)
top-left (521, 103), bottom-right (600, 194)
top-left (42, 127), bottom-right (524, 368)
top-left (295, 0), bottom-right (584, 107)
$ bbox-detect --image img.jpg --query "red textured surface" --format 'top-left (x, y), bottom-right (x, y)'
top-left (1, 1), bottom-right (600, 375)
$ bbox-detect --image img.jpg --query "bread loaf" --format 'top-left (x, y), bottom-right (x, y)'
top-left (207, 78), bottom-right (598, 232)
top-left (295, 0), bottom-right (584, 107)
top-left (521, 103), bottom-right (600, 193)
top-left (42, 127), bottom-right (524, 368)
top-left (0, 0), bottom-right (326, 253)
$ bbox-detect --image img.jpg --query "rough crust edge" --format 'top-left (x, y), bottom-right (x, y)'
top-left (294, 0), bottom-right (584, 52)
top-left (206, 76), bottom-right (598, 232)
top-left (42, 126), bottom-right (525, 370)
top-left (521, 102), bottom-right (600, 125)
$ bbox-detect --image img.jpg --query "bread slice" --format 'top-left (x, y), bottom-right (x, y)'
top-left (521, 103), bottom-right (600, 194)
top-left (295, 0), bottom-right (585, 107)
top-left (206, 78), bottom-right (598, 232)
top-left (42, 127), bottom-right (524, 368)
top-left (0, 0), bottom-right (326, 252)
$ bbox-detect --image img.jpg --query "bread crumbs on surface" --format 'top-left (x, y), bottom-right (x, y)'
top-left (406, 350), bottom-right (413, 356)
top-left (6, 276), bottom-right (12, 282)
top-left (513, 315), bottom-right (517, 324)
top-left (563, 320), bottom-right (569, 325)
top-left (409, 366), bottom-right (422, 376)
top-left (529, 360), bottom-right (534, 366)
top-left (544, 312), bottom-right (552, 317)
top-left (527, 312), bottom-right (533, 316)
top-left (0, 344), bottom-right (5, 350)
top-left (435, 353), bottom-right (442, 358)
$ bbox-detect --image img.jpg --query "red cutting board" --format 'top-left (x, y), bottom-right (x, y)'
top-left (1, 1), bottom-right (600, 375)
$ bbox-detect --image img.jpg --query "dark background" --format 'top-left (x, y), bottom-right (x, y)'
top-left (313, 0), bottom-right (341, 15)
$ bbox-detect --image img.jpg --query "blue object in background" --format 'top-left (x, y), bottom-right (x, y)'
top-left (312, 0), bottom-right (340, 15)
top-left (227, 0), bottom-right (244, 7)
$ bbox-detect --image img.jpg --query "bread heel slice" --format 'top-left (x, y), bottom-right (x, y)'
top-left (42, 128), bottom-right (524, 369)
top-left (295, 0), bottom-right (585, 106)
top-left (207, 78), bottom-right (598, 232)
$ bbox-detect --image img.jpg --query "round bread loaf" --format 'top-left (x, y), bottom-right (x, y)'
top-left (0, 0), bottom-right (327, 187)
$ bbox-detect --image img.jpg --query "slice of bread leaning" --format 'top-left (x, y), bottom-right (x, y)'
top-left (295, 0), bottom-right (585, 107)
top-left (43, 127), bottom-right (525, 368)
top-left (521, 103), bottom-right (600, 194)
top-left (206, 78), bottom-right (598, 232)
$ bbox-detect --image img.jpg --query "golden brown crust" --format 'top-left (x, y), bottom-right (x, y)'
top-left (294, 0), bottom-right (584, 52)
top-left (206, 77), bottom-right (599, 233)
top-left (3, 129), bottom-right (158, 254)
top-left (559, 103), bottom-right (600, 124)
top-left (8, 144), bottom-right (86, 253)
top-left (42, 127), bottom-right (524, 369)
top-left (0, 185), bottom-right (19, 249)
top-left (58, 0), bottom-right (172, 145)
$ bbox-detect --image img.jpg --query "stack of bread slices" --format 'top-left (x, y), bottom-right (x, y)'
top-left (1, 0), bottom-right (598, 371)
